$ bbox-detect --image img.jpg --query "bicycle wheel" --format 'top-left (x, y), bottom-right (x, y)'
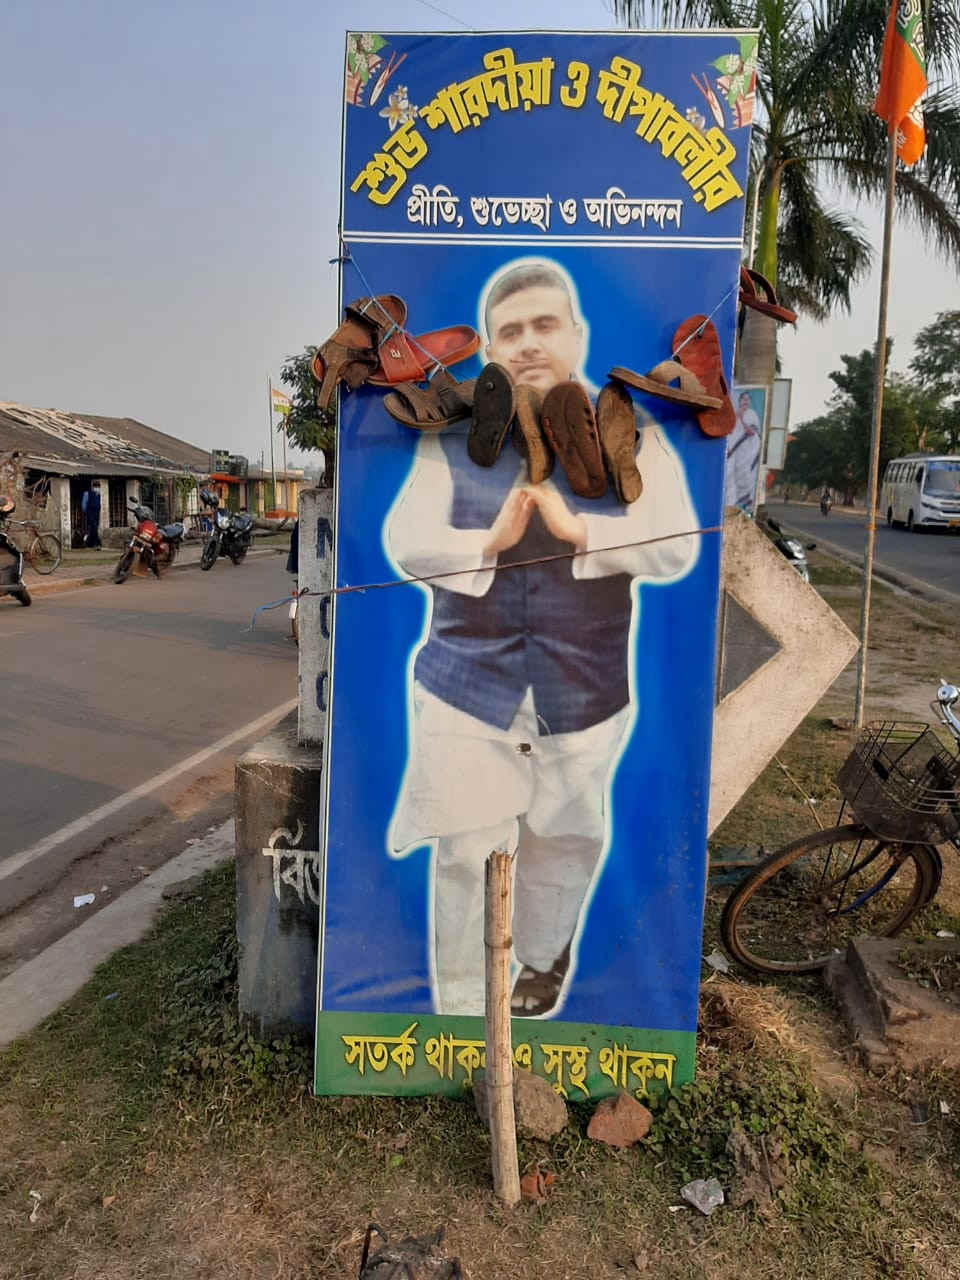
top-left (720, 824), bottom-right (939, 974)
top-left (28, 532), bottom-right (61, 574)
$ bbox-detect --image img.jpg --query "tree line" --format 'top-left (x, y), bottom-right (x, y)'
top-left (782, 312), bottom-right (960, 503)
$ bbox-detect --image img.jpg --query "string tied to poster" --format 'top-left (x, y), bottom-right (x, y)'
top-left (247, 523), bottom-right (723, 630)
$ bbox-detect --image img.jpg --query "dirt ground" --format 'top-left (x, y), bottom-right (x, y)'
top-left (2, 550), bottom-right (960, 1280)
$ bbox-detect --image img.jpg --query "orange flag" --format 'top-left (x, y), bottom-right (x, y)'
top-left (874, 0), bottom-right (927, 166)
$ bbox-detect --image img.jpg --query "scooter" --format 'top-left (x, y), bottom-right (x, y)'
top-left (0, 496), bottom-right (31, 606)
top-left (113, 502), bottom-right (185, 583)
top-left (760, 513), bottom-right (814, 583)
top-left (198, 489), bottom-right (254, 570)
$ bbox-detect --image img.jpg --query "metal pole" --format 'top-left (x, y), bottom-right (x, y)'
top-left (854, 132), bottom-right (898, 728)
top-left (747, 166), bottom-right (762, 268)
top-left (267, 377), bottom-right (277, 511)
top-left (282, 413), bottom-right (288, 510)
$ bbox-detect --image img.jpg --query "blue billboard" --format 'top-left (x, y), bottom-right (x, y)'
top-left (316, 29), bottom-right (754, 1100)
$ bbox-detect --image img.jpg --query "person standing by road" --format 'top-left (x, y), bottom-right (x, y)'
top-left (81, 481), bottom-right (102, 549)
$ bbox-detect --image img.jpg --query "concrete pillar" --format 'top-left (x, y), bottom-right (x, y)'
top-left (50, 477), bottom-right (70, 543)
top-left (296, 487), bottom-right (333, 748)
top-left (235, 713), bottom-right (323, 1037)
top-left (234, 486), bottom-right (332, 1038)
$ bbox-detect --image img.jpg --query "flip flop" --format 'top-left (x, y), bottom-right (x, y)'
top-left (671, 316), bottom-right (736, 438)
top-left (609, 361), bottom-right (721, 411)
top-left (383, 369), bottom-right (476, 432)
top-left (540, 382), bottom-right (607, 499)
top-left (597, 381), bottom-right (643, 504)
top-left (311, 294), bottom-right (407, 410)
top-left (469, 363), bottom-right (516, 467)
top-left (739, 267), bottom-right (797, 325)
top-left (512, 384), bottom-right (553, 484)
top-left (368, 325), bottom-right (481, 386)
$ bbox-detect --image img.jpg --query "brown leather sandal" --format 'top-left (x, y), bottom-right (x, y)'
top-left (540, 383), bottom-right (606, 499)
top-left (672, 316), bottom-right (736, 437)
top-left (383, 369), bottom-right (476, 431)
top-left (311, 294), bottom-right (407, 410)
top-left (608, 361), bottom-right (721, 410)
top-left (597, 381), bottom-right (643, 504)
top-left (512, 384), bottom-right (552, 484)
top-left (368, 325), bottom-right (481, 386)
top-left (739, 266), bottom-right (797, 325)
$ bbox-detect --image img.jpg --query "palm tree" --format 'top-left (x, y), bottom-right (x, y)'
top-left (614, 1), bottom-right (960, 383)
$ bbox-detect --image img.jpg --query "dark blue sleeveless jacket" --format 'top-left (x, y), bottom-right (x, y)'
top-left (414, 430), bottom-right (633, 735)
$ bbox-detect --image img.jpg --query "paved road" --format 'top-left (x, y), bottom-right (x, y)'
top-left (767, 502), bottom-right (960, 598)
top-left (0, 555), bottom-right (296, 882)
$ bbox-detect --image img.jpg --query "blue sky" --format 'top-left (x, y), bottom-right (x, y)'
top-left (1, 0), bottom-right (955, 463)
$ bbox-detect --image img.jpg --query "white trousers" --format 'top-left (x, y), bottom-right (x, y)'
top-left (391, 685), bottom-right (630, 1015)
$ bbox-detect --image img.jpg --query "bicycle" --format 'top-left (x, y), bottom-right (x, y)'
top-left (720, 678), bottom-right (960, 974)
top-left (5, 519), bottom-right (62, 575)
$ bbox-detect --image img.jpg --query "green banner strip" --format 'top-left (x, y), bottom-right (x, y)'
top-left (315, 1010), bottom-right (694, 1099)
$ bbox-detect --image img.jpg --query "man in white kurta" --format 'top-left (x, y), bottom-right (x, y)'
top-left (385, 261), bottom-right (700, 1017)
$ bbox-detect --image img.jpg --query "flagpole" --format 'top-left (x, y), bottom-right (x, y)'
top-left (267, 377), bottom-right (277, 511)
top-left (854, 131), bottom-right (898, 728)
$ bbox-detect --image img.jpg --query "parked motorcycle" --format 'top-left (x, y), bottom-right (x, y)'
top-left (198, 488), bottom-right (254, 570)
top-left (113, 502), bottom-right (185, 583)
top-left (0, 496), bottom-right (31, 606)
top-left (760, 514), bottom-right (815, 582)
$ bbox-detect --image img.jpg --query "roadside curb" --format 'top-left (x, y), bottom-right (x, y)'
top-left (0, 821), bottom-right (235, 1052)
top-left (20, 544), bottom-right (286, 600)
top-left (779, 520), bottom-right (960, 608)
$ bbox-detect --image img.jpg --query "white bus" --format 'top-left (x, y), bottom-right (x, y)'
top-left (880, 454), bottom-right (960, 531)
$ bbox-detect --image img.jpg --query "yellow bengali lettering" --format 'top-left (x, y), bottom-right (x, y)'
top-left (598, 1043), bottom-right (676, 1097)
top-left (560, 59), bottom-right (590, 108)
top-left (539, 1043), bottom-right (591, 1098)
top-left (424, 1032), bottom-right (486, 1084)
top-left (341, 1023), bottom-right (420, 1077)
top-left (350, 121), bottom-right (428, 206)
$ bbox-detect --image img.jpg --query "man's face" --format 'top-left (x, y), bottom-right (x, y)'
top-left (486, 285), bottom-right (583, 394)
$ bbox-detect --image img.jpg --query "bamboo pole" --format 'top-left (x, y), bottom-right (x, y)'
top-left (484, 850), bottom-right (520, 1208)
top-left (855, 132), bottom-right (898, 728)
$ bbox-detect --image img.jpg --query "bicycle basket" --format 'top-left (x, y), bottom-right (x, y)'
top-left (835, 721), bottom-right (960, 842)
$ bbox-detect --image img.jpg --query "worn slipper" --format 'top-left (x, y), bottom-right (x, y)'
top-left (540, 382), bottom-right (606, 499)
top-left (609, 360), bottom-right (721, 411)
top-left (311, 294), bottom-right (407, 409)
top-left (739, 267), bottom-right (797, 325)
top-left (383, 369), bottom-right (475, 432)
top-left (512, 384), bottom-right (552, 484)
top-left (511, 943), bottom-right (571, 1017)
top-left (597, 381), bottom-right (643, 504)
top-left (368, 325), bottom-right (481, 386)
top-left (469, 363), bottom-right (516, 467)
top-left (671, 316), bottom-right (736, 438)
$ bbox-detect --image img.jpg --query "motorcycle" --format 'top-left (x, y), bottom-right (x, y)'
top-left (0, 496), bottom-right (31, 606)
top-left (820, 493), bottom-right (832, 516)
top-left (759, 513), bottom-right (815, 583)
top-left (113, 502), bottom-right (185, 583)
top-left (198, 488), bottom-right (254, 570)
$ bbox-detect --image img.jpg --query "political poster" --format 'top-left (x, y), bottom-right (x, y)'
top-left (726, 383), bottom-right (767, 514)
top-left (315, 29), bottom-right (755, 1099)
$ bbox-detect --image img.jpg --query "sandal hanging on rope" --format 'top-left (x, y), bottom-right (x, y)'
top-left (512, 384), bottom-right (553, 483)
top-left (739, 266), bottom-right (797, 325)
top-left (671, 315), bottom-right (736, 437)
top-left (310, 294), bottom-right (407, 410)
top-left (597, 380), bottom-right (643, 504)
top-left (383, 367), bottom-right (476, 431)
top-left (368, 324), bottom-right (481, 386)
top-left (608, 360), bottom-right (721, 411)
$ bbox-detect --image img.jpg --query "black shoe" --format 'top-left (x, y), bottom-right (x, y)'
top-left (511, 943), bottom-right (571, 1017)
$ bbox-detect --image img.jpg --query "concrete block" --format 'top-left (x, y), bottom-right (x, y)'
top-left (235, 711), bottom-right (323, 1038)
top-left (709, 510), bottom-right (859, 832)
